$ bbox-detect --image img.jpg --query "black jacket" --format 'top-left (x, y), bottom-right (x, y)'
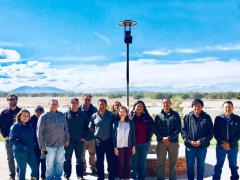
top-left (181, 111), bottom-right (213, 148)
top-left (0, 107), bottom-right (21, 137)
top-left (214, 113), bottom-right (240, 148)
top-left (65, 108), bottom-right (89, 142)
top-left (154, 109), bottom-right (181, 143)
top-left (29, 115), bottom-right (39, 146)
top-left (80, 104), bottom-right (97, 140)
top-left (113, 119), bottom-right (136, 148)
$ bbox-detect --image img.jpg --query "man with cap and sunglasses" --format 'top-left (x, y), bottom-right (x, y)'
top-left (63, 97), bottom-right (89, 180)
top-left (0, 94), bottom-right (21, 180)
top-left (181, 98), bottom-right (213, 180)
top-left (29, 106), bottom-right (46, 180)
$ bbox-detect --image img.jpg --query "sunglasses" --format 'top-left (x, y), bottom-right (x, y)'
top-left (8, 98), bottom-right (17, 101)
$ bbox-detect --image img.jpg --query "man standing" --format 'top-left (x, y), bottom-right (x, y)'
top-left (79, 94), bottom-right (97, 175)
top-left (0, 94), bottom-right (21, 180)
top-left (37, 99), bottom-right (70, 180)
top-left (212, 101), bottom-right (240, 180)
top-left (181, 98), bottom-right (213, 180)
top-left (64, 98), bottom-right (89, 180)
top-left (29, 106), bottom-right (46, 180)
top-left (89, 99), bottom-right (116, 180)
top-left (154, 98), bottom-right (181, 180)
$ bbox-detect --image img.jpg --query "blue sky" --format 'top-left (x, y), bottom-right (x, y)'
top-left (1, 0), bottom-right (240, 92)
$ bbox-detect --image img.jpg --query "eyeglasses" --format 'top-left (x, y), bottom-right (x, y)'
top-left (7, 98), bottom-right (17, 101)
top-left (84, 99), bottom-right (91, 101)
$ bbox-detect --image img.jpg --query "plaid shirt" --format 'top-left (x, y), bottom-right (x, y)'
top-left (154, 109), bottom-right (181, 143)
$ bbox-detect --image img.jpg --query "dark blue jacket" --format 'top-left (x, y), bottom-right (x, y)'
top-left (214, 113), bottom-right (240, 148)
top-left (29, 115), bottom-right (39, 147)
top-left (65, 108), bottom-right (89, 142)
top-left (9, 121), bottom-right (36, 152)
top-left (0, 107), bottom-right (21, 137)
top-left (80, 104), bottom-right (97, 140)
top-left (181, 111), bottom-right (213, 148)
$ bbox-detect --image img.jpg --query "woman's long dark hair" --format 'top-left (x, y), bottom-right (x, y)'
top-left (130, 100), bottom-right (152, 120)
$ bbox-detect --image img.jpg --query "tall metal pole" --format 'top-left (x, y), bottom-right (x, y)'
top-left (126, 42), bottom-right (129, 107)
top-left (119, 20), bottom-right (137, 108)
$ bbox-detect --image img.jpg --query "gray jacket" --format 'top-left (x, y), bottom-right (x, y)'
top-left (37, 111), bottom-right (70, 148)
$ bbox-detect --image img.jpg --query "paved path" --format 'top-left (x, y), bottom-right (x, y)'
top-left (0, 142), bottom-right (239, 179)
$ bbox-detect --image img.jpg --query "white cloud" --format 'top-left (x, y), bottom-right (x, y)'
top-left (0, 48), bottom-right (21, 62)
top-left (143, 43), bottom-right (240, 57)
top-left (176, 48), bottom-right (201, 54)
top-left (143, 50), bottom-right (171, 56)
top-left (1, 57), bottom-right (240, 92)
top-left (214, 44), bottom-right (240, 51)
top-left (93, 31), bottom-right (111, 45)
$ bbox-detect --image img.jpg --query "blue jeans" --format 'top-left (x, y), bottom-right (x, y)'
top-left (131, 141), bottom-right (150, 180)
top-left (13, 149), bottom-right (38, 180)
top-left (64, 141), bottom-right (84, 178)
top-left (213, 144), bottom-right (239, 180)
top-left (185, 147), bottom-right (207, 180)
top-left (45, 146), bottom-right (65, 180)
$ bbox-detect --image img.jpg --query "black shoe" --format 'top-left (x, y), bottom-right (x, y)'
top-left (91, 168), bottom-right (97, 175)
top-left (9, 177), bottom-right (15, 180)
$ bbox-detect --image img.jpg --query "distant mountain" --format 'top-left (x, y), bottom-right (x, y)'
top-left (11, 86), bottom-right (66, 94)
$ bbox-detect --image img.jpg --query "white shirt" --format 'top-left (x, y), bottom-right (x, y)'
top-left (116, 121), bottom-right (130, 148)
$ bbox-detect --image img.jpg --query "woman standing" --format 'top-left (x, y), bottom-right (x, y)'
top-left (9, 109), bottom-right (38, 180)
top-left (130, 100), bottom-right (154, 180)
top-left (111, 101), bottom-right (122, 116)
top-left (113, 106), bottom-right (136, 180)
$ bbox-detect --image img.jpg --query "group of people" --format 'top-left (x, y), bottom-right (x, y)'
top-left (0, 94), bottom-right (239, 180)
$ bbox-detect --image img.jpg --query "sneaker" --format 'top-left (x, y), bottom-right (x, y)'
top-left (9, 177), bottom-right (15, 180)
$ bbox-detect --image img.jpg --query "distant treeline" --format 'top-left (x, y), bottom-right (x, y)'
top-left (1, 91), bottom-right (240, 100)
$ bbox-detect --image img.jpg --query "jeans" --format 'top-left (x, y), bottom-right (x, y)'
top-left (212, 144), bottom-right (239, 180)
top-left (64, 141), bottom-right (84, 178)
top-left (13, 149), bottom-right (38, 180)
top-left (95, 138), bottom-right (116, 180)
top-left (45, 146), bottom-right (65, 180)
top-left (34, 146), bottom-right (46, 179)
top-left (131, 141), bottom-right (151, 180)
top-left (185, 147), bottom-right (207, 180)
top-left (156, 142), bottom-right (179, 180)
top-left (5, 139), bottom-right (16, 178)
